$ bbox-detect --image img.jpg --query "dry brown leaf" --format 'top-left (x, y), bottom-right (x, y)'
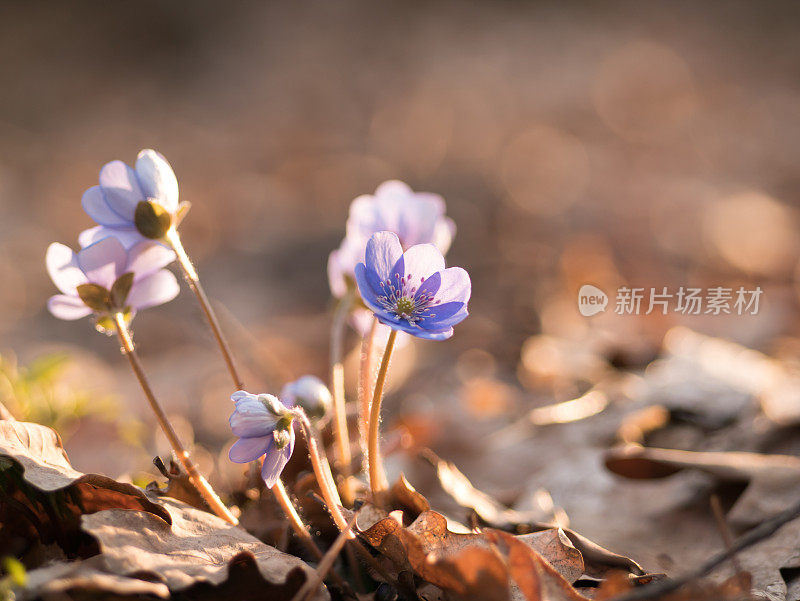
top-left (19, 558), bottom-right (171, 600)
top-left (486, 529), bottom-right (590, 601)
top-left (81, 497), bottom-right (328, 600)
top-left (425, 452), bottom-right (645, 579)
top-left (518, 529), bottom-right (584, 584)
top-left (605, 445), bottom-right (800, 527)
top-left (390, 473), bottom-right (431, 518)
top-left (359, 509), bottom-right (510, 600)
top-left (0, 420), bottom-right (170, 523)
top-left (358, 509), bottom-right (595, 601)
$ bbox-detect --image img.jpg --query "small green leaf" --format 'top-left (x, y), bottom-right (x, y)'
top-left (76, 283), bottom-right (111, 313)
top-left (134, 200), bottom-right (172, 239)
top-left (110, 272), bottom-right (135, 308)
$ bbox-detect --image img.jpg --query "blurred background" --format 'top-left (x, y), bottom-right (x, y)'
top-left (3, 0), bottom-right (800, 574)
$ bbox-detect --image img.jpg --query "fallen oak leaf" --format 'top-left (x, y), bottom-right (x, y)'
top-left (18, 558), bottom-right (170, 600)
top-left (0, 420), bottom-right (169, 523)
top-left (390, 473), bottom-right (430, 519)
top-left (605, 445), bottom-right (800, 527)
top-left (423, 451), bottom-right (645, 579)
top-left (486, 529), bottom-right (590, 601)
top-left (358, 509), bottom-right (510, 601)
top-left (517, 529), bottom-right (584, 584)
top-left (81, 497), bottom-right (328, 600)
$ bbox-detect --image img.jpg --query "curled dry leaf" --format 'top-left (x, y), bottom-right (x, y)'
top-left (358, 509), bottom-right (594, 601)
top-left (425, 451), bottom-right (645, 578)
top-left (0, 419), bottom-right (171, 558)
top-left (485, 529), bottom-right (590, 601)
top-left (359, 509), bottom-right (510, 601)
top-left (605, 445), bottom-right (800, 527)
top-left (81, 497), bottom-right (328, 600)
top-left (390, 473), bottom-right (431, 518)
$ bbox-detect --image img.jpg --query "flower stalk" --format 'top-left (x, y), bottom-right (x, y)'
top-left (165, 228), bottom-right (244, 390)
top-left (329, 290), bottom-right (355, 503)
top-left (271, 479), bottom-right (323, 561)
top-left (293, 409), bottom-right (352, 536)
top-left (367, 329), bottom-right (397, 501)
top-left (357, 317), bottom-right (379, 470)
top-left (112, 312), bottom-right (237, 524)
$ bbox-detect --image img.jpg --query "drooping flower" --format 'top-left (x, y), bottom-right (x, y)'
top-left (228, 391), bottom-right (295, 488)
top-left (80, 149), bottom-right (189, 249)
top-left (328, 180), bottom-right (456, 298)
top-left (280, 375), bottom-right (332, 421)
top-left (355, 231), bottom-right (470, 340)
top-left (46, 236), bottom-right (179, 329)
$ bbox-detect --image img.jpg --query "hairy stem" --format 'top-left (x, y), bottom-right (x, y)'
top-left (294, 409), bottom-right (352, 535)
top-left (329, 291), bottom-right (355, 503)
top-left (272, 479), bottom-right (323, 560)
top-left (166, 229), bottom-right (244, 390)
top-left (368, 329), bottom-right (397, 501)
top-left (357, 317), bottom-right (379, 472)
top-left (113, 312), bottom-right (237, 524)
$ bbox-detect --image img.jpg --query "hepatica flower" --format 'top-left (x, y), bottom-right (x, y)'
top-left (46, 236), bottom-right (179, 329)
top-left (355, 231), bottom-right (470, 340)
top-left (328, 180), bottom-right (455, 298)
top-left (228, 391), bottom-right (296, 488)
top-left (80, 149), bottom-right (189, 249)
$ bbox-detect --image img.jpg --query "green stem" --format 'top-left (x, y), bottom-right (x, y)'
top-left (367, 329), bottom-right (397, 501)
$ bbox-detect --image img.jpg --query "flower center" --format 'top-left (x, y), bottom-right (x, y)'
top-left (376, 272), bottom-right (442, 326)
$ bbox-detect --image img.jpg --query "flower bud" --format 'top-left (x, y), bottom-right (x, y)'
top-left (280, 375), bottom-right (332, 421)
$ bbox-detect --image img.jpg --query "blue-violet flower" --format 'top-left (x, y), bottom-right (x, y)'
top-left (328, 180), bottom-right (455, 298)
top-left (46, 236), bottom-right (179, 327)
top-left (228, 391), bottom-right (296, 488)
top-left (355, 231), bottom-right (470, 340)
top-left (80, 149), bottom-right (188, 249)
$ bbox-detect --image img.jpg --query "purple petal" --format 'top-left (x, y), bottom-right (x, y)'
top-left (98, 160), bottom-right (145, 221)
top-left (419, 301), bottom-right (467, 329)
top-left (76, 237), bottom-right (127, 289)
top-left (81, 186), bottom-right (131, 227)
top-left (433, 266), bottom-right (471, 305)
top-left (125, 270), bottom-right (179, 310)
top-left (396, 243), bottom-right (445, 283)
top-left (414, 270), bottom-right (441, 303)
top-left (229, 436), bottom-right (271, 463)
top-left (79, 226), bottom-right (144, 250)
top-left (229, 396), bottom-right (275, 438)
top-left (375, 315), bottom-right (454, 340)
top-left (374, 180), bottom-right (413, 198)
top-left (327, 248), bottom-right (348, 298)
top-left (260, 430), bottom-right (295, 488)
top-left (231, 390), bottom-right (251, 403)
top-left (135, 150), bottom-right (179, 213)
top-left (126, 241), bottom-right (176, 281)
top-left (46, 243), bottom-right (87, 294)
top-left (47, 294), bottom-right (93, 320)
top-left (354, 263), bottom-right (382, 311)
top-left (364, 231), bottom-right (403, 290)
